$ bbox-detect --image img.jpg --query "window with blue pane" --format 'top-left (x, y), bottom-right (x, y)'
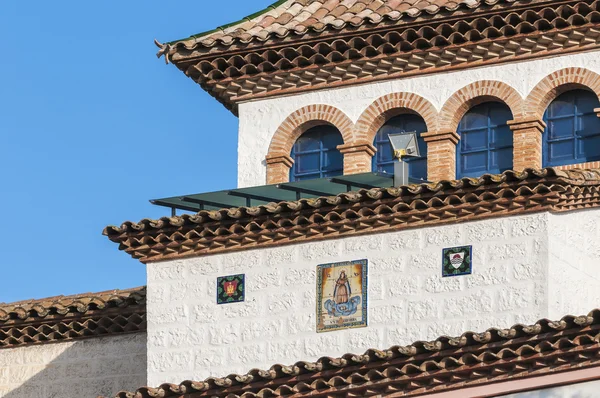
top-left (290, 125), bottom-right (344, 181)
top-left (372, 114), bottom-right (428, 181)
top-left (456, 102), bottom-right (513, 179)
top-left (543, 89), bottom-right (600, 167)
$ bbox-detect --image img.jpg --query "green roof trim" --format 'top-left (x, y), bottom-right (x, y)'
top-left (165, 0), bottom-right (288, 45)
top-left (150, 172), bottom-right (421, 213)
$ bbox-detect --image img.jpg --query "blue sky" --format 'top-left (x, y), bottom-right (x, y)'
top-left (0, 1), bottom-right (275, 302)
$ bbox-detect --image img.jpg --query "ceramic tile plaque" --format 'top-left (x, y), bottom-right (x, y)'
top-left (316, 259), bottom-right (367, 333)
top-left (217, 274), bottom-right (245, 304)
top-left (442, 246), bottom-right (473, 277)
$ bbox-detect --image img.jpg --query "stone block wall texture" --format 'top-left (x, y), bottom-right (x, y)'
top-left (146, 210), bottom-right (600, 385)
top-left (0, 333), bottom-right (146, 398)
top-left (237, 50), bottom-right (600, 187)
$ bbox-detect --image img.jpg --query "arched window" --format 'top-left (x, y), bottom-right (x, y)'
top-left (456, 102), bottom-right (513, 179)
top-left (372, 114), bottom-right (428, 181)
top-left (543, 89), bottom-right (600, 167)
top-left (290, 125), bottom-right (344, 181)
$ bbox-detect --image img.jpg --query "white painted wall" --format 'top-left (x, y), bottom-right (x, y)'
top-left (145, 210), bottom-right (600, 385)
top-left (548, 209), bottom-right (600, 319)
top-left (236, 50), bottom-right (600, 187)
top-left (0, 333), bottom-right (146, 398)
top-left (501, 378), bottom-right (600, 397)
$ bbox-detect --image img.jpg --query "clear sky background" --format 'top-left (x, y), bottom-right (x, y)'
top-left (0, 1), bottom-right (275, 302)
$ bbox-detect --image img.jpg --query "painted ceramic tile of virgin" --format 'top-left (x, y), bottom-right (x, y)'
top-left (317, 259), bottom-right (367, 333)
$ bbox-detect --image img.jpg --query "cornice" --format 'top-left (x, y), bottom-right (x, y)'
top-left (0, 287), bottom-right (146, 348)
top-left (421, 130), bottom-right (461, 144)
top-left (162, 0), bottom-right (600, 113)
top-left (104, 168), bottom-right (600, 263)
top-left (110, 308), bottom-right (600, 398)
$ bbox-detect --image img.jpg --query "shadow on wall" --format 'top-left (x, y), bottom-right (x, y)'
top-left (0, 333), bottom-right (147, 398)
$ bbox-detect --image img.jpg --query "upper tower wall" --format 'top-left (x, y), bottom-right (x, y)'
top-left (238, 53), bottom-right (600, 187)
top-left (157, 0), bottom-right (600, 188)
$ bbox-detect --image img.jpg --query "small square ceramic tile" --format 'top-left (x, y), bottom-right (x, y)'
top-left (442, 246), bottom-right (472, 277)
top-left (217, 274), bottom-right (245, 304)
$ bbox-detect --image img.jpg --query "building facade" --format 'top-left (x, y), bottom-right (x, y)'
top-left (4, 0), bottom-right (600, 397)
top-left (0, 288), bottom-right (146, 397)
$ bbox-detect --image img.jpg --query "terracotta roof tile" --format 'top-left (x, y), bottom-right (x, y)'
top-left (158, 0), bottom-right (599, 112)
top-left (165, 0), bottom-right (530, 49)
top-left (103, 168), bottom-right (600, 263)
top-left (0, 287), bottom-right (146, 348)
top-left (109, 308), bottom-right (600, 398)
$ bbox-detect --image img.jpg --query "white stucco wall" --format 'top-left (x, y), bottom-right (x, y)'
top-left (501, 378), bottom-right (600, 397)
top-left (236, 49), bottom-right (600, 188)
top-left (0, 333), bottom-right (146, 398)
top-left (145, 210), bottom-right (600, 385)
top-left (548, 209), bottom-right (600, 319)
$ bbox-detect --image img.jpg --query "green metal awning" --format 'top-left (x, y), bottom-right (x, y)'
top-left (151, 172), bottom-right (425, 215)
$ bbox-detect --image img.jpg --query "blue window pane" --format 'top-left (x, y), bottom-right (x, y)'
top-left (462, 151), bottom-right (488, 173)
top-left (461, 108), bottom-right (488, 130)
top-left (456, 102), bottom-right (514, 178)
top-left (579, 113), bottom-right (600, 136)
top-left (462, 129), bottom-right (488, 151)
top-left (547, 117), bottom-right (574, 139)
top-left (378, 162), bottom-right (394, 175)
top-left (491, 104), bottom-right (513, 122)
top-left (290, 125), bottom-right (344, 181)
top-left (543, 89), bottom-right (600, 167)
top-left (491, 147), bottom-right (513, 171)
top-left (295, 153), bottom-right (320, 173)
top-left (372, 114), bottom-right (428, 180)
top-left (576, 91), bottom-right (598, 113)
top-left (579, 135), bottom-right (600, 159)
top-left (296, 173), bottom-right (320, 181)
top-left (323, 170), bottom-right (343, 178)
top-left (407, 157), bottom-right (427, 181)
top-left (490, 125), bottom-right (513, 148)
top-left (548, 98), bottom-right (575, 118)
top-left (322, 150), bottom-right (343, 171)
top-left (376, 140), bottom-right (393, 163)
top-left (548, 140), bottom-right (575, 160)
top-left (295, 135), bottom-right (320, 152)
top-left (405, 119), bottom-right (426, 133)
top-left (321, 130), bottom-right (343, 149)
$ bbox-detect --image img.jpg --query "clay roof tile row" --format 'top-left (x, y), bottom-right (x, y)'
top-left (165, 0), bottom-right (529, 50)
top-left (0, 287), bottom-right (146, 348)
top-left (0, 287), bottom-right (145, 323)
top-left (109, 308), bottom-right (600, 398)
top-left (103, 168), bottom-right (600, 263)
top-left (158, 0), bottom-right (600, 111)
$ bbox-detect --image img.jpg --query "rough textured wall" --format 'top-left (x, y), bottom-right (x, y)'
top-left (237, 50), bottom-right (600, 187)
top-left (146, 213), bottom-right (563, 385)
top-left (548, 210), bottom-right (600, 319)
top-left (0, 333), bottom-right (146, 398)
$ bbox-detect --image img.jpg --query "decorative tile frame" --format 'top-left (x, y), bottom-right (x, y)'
top-left (216, 274), bottom-right (245, 304)
top-left (442, 246), bottom-right (473, 277)
top-left (316, 259), bottom-right (368, 333)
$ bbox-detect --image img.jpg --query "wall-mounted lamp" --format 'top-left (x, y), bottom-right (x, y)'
top-left (388, 132), bottom-right (421, 186)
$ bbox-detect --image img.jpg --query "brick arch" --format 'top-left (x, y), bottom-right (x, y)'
top-left (355, 92), bottom-right (438, 143)
top-left (267, 104), bottom-right (354, 156)
top-left (265, 104), bottom-right (355, 184)
top-left (525, 67), bottom-right (600, 118)
top-left (439, 81), bottom-right (525, 133)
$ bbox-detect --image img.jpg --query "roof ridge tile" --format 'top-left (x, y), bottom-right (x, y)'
top-left (0, 286), bottom-right (146, 323)
top-left (160, 0), bottom-right (530, 50)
